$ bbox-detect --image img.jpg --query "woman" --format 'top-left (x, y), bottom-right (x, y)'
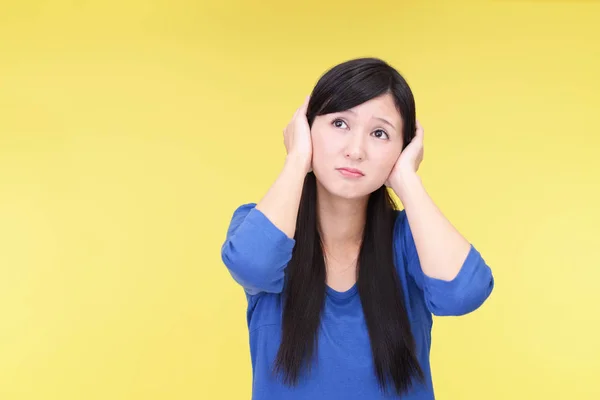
top-left (221, 57), bottom-right (494, 399)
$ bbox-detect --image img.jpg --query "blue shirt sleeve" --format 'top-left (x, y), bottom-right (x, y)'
top-left (221, 203), bottom-right (296, 295)
top-left (396, 210), bottom-right (494, 316)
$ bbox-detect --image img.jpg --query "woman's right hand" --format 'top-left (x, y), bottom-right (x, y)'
top-left (283, 95), bottom-right (312, 174)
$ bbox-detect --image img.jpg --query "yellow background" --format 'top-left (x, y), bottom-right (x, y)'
top-left (1, 0), bottom-right (599, 398)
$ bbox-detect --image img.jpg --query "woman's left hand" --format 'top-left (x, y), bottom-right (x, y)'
top-left (385, 119), bottom-right (424, 190)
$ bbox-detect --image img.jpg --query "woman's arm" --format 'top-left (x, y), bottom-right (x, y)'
top-left (388, 121), bottom-right (493, 315)
top-left (254, 154), bottom-right (309, 239)
top-left (221, 96), bottom-right (312, 295)
top-left (394, 196), bottom-right (494, 316)
top-left (222, 158), bottom-right (308, 295)
top-left (255, 95), bottom-right (312, 238)
top-left (396, 172), bottom-right (472, 282)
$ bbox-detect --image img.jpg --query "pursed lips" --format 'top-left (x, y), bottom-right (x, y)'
top-left (336, 167), bottom-right (365, 177)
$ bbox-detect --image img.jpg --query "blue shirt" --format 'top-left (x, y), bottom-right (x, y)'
top-left (221, 203), bottom-right (494, 399)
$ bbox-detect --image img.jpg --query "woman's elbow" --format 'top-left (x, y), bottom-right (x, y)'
top-left (427, 272), bottom-right (495, 316)
top-left (221, 240), bottom-right (286, 293)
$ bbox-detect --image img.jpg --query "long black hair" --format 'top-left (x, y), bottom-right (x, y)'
top-left (272, 57), bottom-right (424, 396)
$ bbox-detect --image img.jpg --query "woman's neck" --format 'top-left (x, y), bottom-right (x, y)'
top-left (316, 188), bottom-right (368, 254)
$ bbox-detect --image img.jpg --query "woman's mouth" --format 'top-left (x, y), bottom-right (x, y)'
top-left (336, 167), bottom-right (365, 178)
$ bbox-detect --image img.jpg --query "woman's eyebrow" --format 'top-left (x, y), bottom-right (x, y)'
top-left (342, 110), bottom-right (396, 131)
top-left (373, 116), bottom-right (395, 130)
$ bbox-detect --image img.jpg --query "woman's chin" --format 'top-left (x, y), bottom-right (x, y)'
top-left (317, 180), bottom-right (377, 201)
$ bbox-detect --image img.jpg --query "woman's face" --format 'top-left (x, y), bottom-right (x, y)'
top-left (310, 92), bottom-right (404, 199)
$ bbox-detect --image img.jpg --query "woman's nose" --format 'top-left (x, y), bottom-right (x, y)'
top-left (344, 133), bottom-right (365, 161)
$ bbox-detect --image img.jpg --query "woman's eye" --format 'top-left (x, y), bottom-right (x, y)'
top-left (372, 129), bottom-right (389, 140)
top-left (332, 119), bottom-right (347, 129)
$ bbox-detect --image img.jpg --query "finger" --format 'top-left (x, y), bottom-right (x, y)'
top-left (415, 120), bottom-right (424, 136)
top-left (300, 94), bottom-right (310, 114)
